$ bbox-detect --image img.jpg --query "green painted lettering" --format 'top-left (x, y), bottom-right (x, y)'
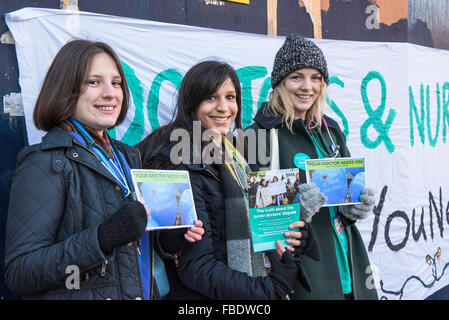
top-left (327, 76), bottom-right (349, 137)
top-left (409, 84), bottom-right (426, 146)
top-left (360, 71), bottom-right (396, 153)
top-left (236, 66), bottom-right (268, 128)
top-left (442, 82), bottom-right (449, 143)
top-left (147, 69), bottom-right (183, 131)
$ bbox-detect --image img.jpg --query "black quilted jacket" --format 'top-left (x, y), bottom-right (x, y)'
top-left (138, 137), bottom-right (276, 300)
top-left (4, 127), bottom-right (148, 300)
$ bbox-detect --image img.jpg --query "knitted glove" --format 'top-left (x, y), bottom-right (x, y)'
top-left (339, 187), bottom-right (375, 221)
top-left (97, 201), bottom-right (148, 255)
top-left (292, 222), bottom-right (320, 262)
top-left (267, 250), bottom-right (311, 298)
top-left (299, 182), bottom-right (327, 222)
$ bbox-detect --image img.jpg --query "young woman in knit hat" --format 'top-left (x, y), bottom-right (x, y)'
top-left (246, 34), bottom-right (378, 300)
top-left (137, 60), bottom-right (317, 299)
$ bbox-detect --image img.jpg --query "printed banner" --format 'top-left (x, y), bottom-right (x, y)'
top-left (6, 8), bottom-right (449, 299)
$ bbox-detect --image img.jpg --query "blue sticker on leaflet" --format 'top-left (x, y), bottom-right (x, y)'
top-left (293, 153), bottom-right (310, 170)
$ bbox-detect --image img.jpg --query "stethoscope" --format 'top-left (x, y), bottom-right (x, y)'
top-left (306, 118), bottom-right (340, 158)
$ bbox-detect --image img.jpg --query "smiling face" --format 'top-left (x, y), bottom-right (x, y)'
top-left (72, 52), bottom-right (123, 135)
top-left (283, 68), bottom-right (323, 120)
top-left (195, 77), bottom-right (238, 138)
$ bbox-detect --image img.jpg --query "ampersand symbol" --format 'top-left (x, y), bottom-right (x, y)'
top-left (360, 71), bottom-right (397, 153)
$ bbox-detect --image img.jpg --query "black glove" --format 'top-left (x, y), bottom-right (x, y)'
top-left (158, 227), bottom-right (191, 254)
top-left (267, 250), bottom-right (310, 299)
top-left (97, 201), bottom-right (147, 255)
top-left (294, 258), bottom-right (312, 294)
top-left (293, 222), bottom-right (320, 262)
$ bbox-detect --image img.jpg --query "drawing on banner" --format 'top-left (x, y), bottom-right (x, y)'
top-left (380, 247), bottom-right (449, 300)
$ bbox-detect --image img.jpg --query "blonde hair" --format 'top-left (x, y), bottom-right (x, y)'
top-left (266, 77), bottom-right (327, 133)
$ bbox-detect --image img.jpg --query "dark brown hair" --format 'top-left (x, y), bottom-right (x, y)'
top-left (138, 60), bottom-right (244, 166)
top-left (33, 39), bottom-right (130, 131)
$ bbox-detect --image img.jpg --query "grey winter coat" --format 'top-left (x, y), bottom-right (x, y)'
top-left (4, 127), bottom-right (149, 300)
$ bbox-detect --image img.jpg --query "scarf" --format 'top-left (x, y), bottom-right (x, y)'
top-left (59, 120), bottom-right (114, 159)
top-left (222, 136), bottom-right (267, 277)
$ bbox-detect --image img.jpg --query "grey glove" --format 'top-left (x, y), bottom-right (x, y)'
top-left (340, 187), bottom-right (375, 220)
top-left (298, 183), bottom-right (327, 223)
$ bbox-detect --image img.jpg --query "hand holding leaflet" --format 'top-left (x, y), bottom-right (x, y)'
top-left (97, 201), bottom-right (147, 254)
top-left (339, 187), bottom-right (375, 220)
top-left (298, 182), bottom-right (327, 222)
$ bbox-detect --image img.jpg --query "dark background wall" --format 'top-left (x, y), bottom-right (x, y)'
top-left (1, 0), bottom-right (447, 300)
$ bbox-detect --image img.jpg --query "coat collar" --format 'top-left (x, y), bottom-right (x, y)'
top-left (40, 127), bottom-right (74, 150)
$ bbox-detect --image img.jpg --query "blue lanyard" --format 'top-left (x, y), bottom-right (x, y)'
top-left (69, 118), bottom-right (132, 198)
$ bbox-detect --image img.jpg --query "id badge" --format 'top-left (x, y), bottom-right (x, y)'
top-left (333, 213), bottom-right (345, 235)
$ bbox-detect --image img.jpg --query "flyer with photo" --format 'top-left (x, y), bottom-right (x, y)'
top-left (130, 169), bottom-right (197, 231)
top-left (305, 157), bottom-right (366, 207)
top-left (246, 168), bottom-right (300, 252)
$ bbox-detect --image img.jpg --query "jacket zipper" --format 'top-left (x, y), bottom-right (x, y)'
top-left (173, 253), bottom-right (180, 268)
top-left (101, 259), bottom-right (108, 277)
top-left (204, 168), bottom-right (220, 182)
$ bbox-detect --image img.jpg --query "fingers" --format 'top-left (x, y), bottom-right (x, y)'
top-left (289, 221), bottom-right (305, 230)
top-left (184, 220), bottom-right (205, 243)
top-left (362, 187), bottom-right (375, 197)
top-left (275, 240), bottom-right (286, 258)
top-left (285, 221), bottom-right (303, 247)
top-left (301, 188), bottom-right (319, 201)
top-left (194, 220), bottom-right (203, 228)
top-left (360, 193), bottom-right (375, 206)
top-left (144, 207), bottom-right (150, 218)
top-left (286, 246), bottom-right (295, 253)
top-left (298, 182), bottom-right (316, 193)
top-left (184, 229), bottom-right (202, 242)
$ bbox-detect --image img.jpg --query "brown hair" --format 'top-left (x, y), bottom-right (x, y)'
top-left (33, 39), bottom-right (130, 131)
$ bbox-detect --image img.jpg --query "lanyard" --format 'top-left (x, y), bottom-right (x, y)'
top-left (69, 117), bottom-right (133, 198)
top-left (223, 136), bottom-right (248, 191)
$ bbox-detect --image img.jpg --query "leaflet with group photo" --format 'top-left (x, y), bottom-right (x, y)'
top-left (130, 169), bottom-right (197, 231)
top-left (305, 157), bottom-right (366, 207)
top-left (246, 168), bottom-right (300, 252)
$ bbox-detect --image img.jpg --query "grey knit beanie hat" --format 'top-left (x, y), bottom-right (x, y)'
top-left (271, 34), bottom-right (329, 88)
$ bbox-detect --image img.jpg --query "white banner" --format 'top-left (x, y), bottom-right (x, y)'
top-left (6, 8), bottom-right (449, 300)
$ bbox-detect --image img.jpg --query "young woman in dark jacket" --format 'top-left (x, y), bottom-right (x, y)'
top-left (246, 34), bottom-right (378, 300)
top-left (137, 60), bottom-right (316, 300)
top-left (4, 40), bottom-right (203, 300)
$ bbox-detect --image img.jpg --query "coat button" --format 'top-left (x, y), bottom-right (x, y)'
top-left (72, 152), bottom-right (79, 158)
top-left (126, 242), bottom-right (133, 246)
top-left (115, 185), bottom-right (121, 191)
